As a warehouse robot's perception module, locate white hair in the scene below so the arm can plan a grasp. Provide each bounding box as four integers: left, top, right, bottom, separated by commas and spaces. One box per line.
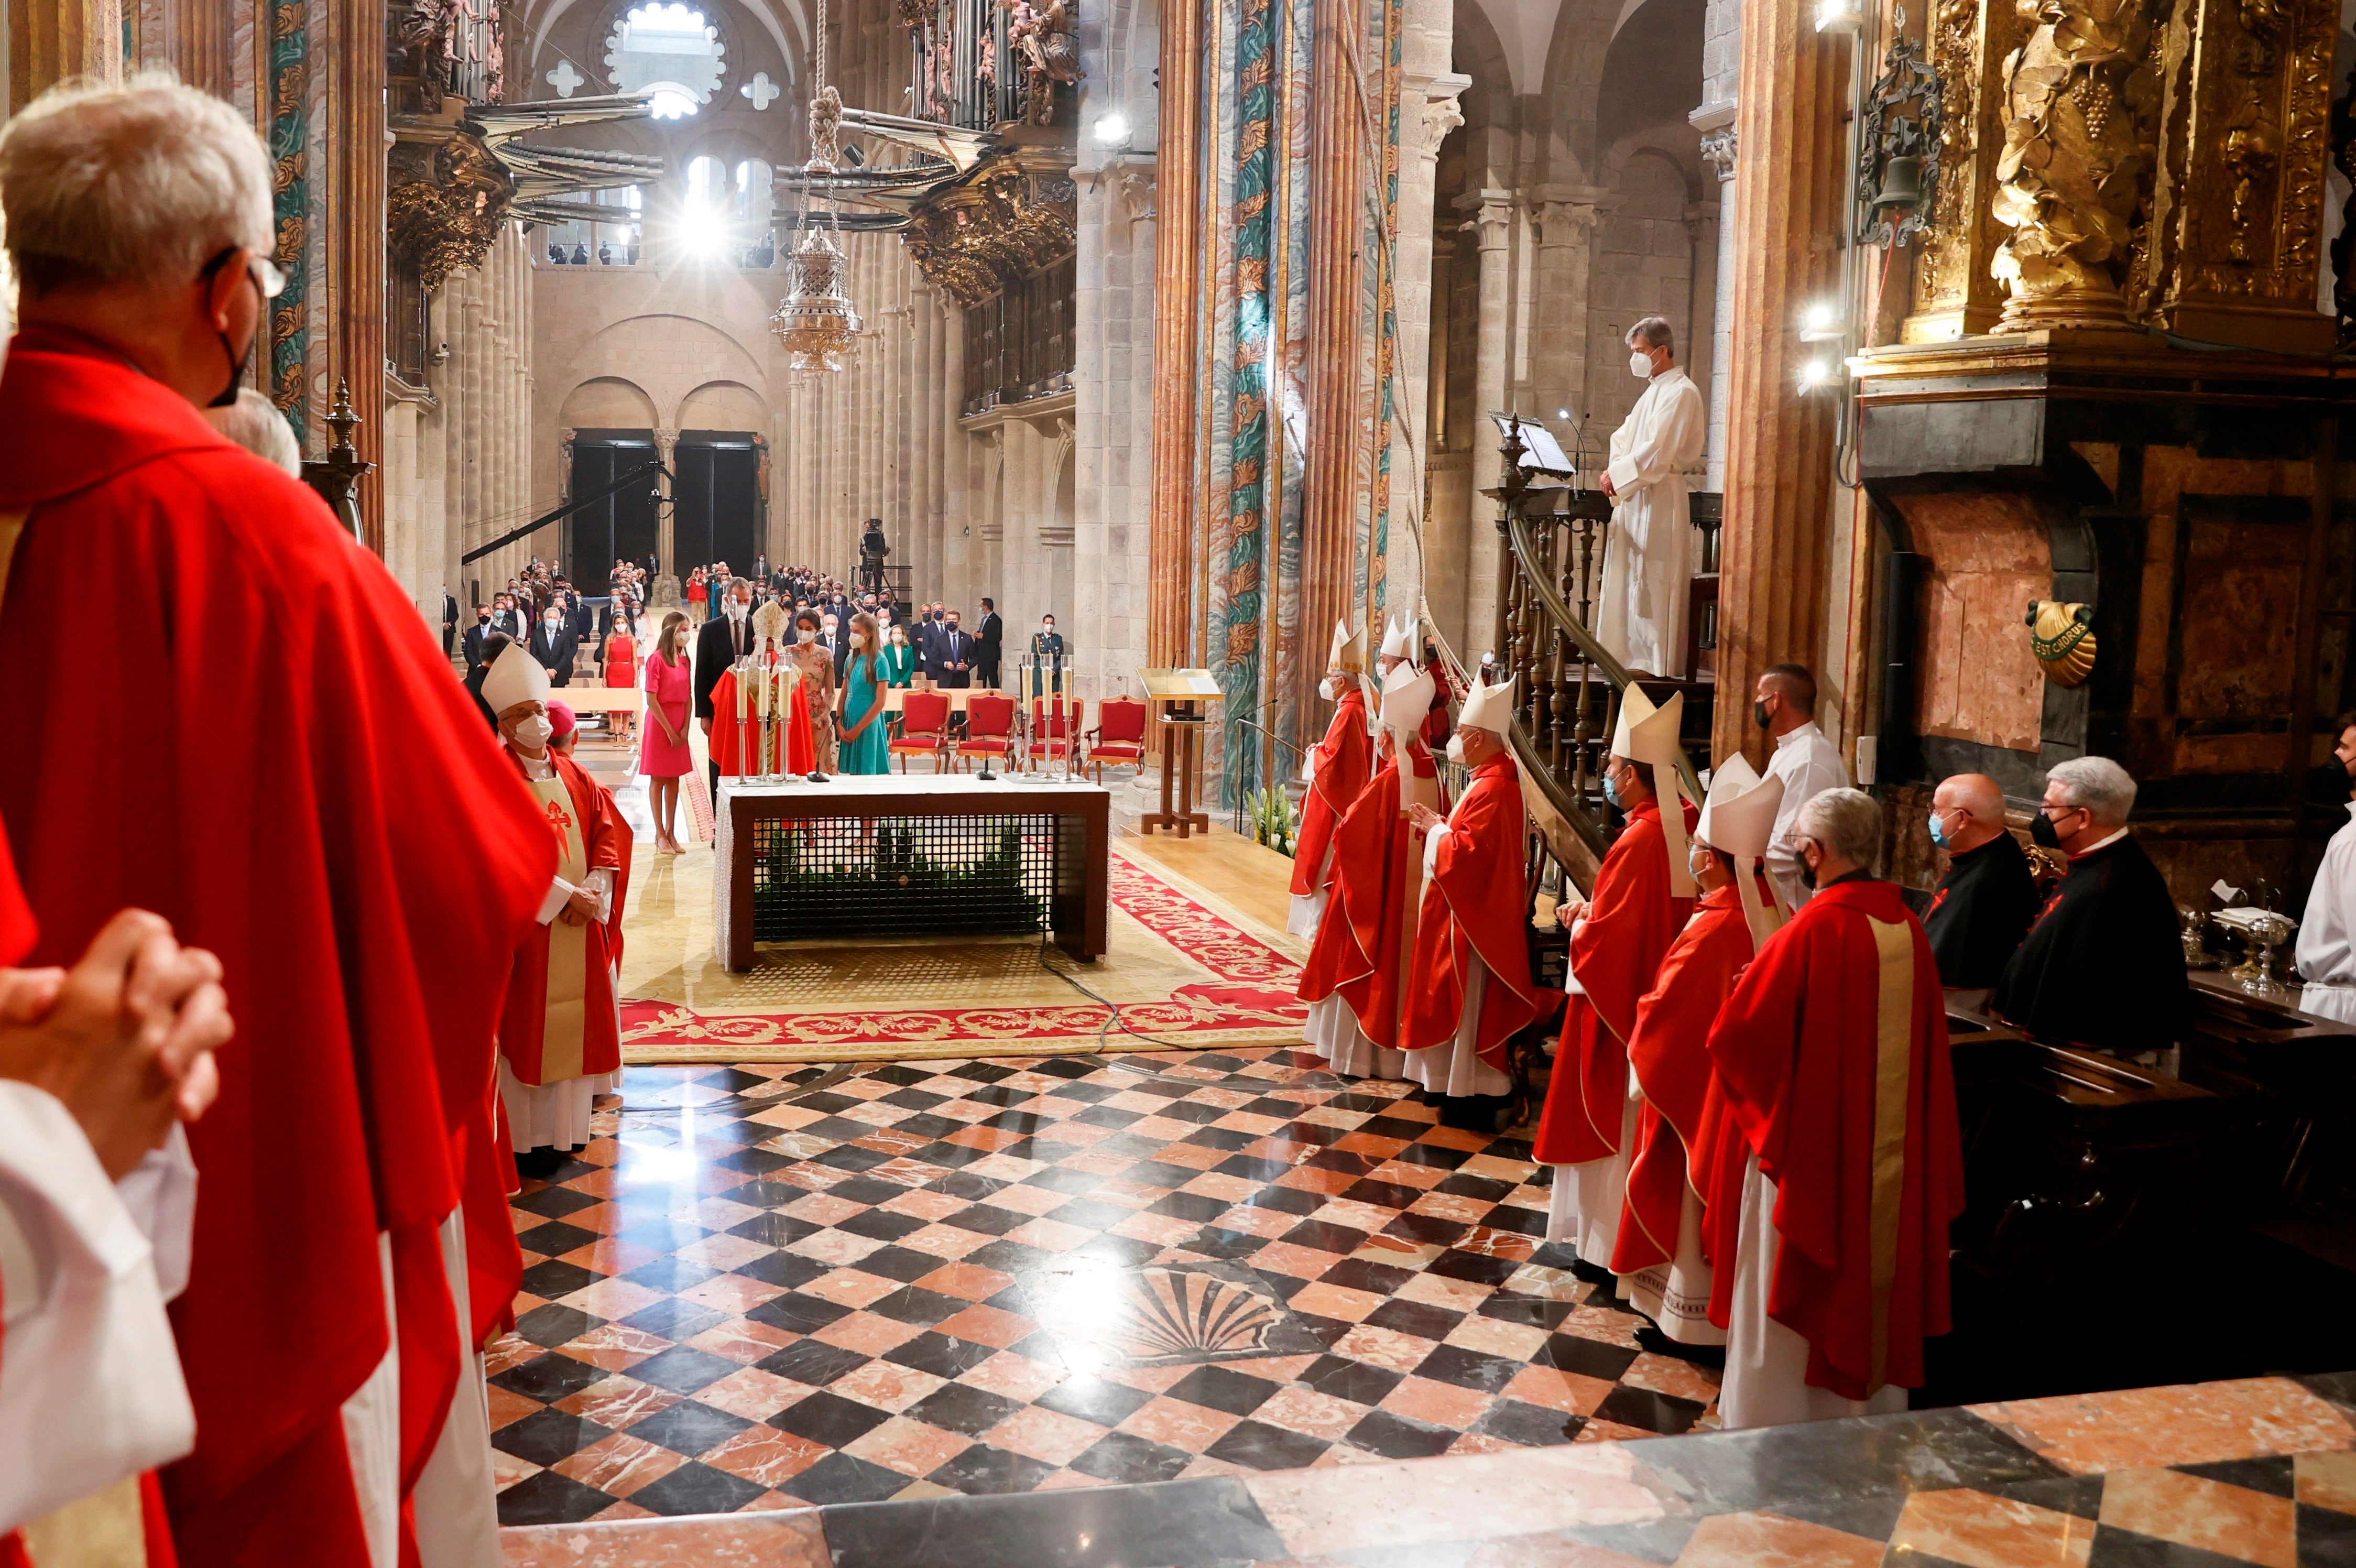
0, 72, 275, 295
1795, 787, 1883, 871
204, 388, 302, 476
2045, 755, 2137, 827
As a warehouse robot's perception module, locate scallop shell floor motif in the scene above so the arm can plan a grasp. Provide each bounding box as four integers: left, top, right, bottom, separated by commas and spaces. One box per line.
1019, 1260, 1330, 1369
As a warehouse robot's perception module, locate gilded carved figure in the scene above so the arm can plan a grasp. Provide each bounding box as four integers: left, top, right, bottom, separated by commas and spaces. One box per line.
1989, 0, 2161, 327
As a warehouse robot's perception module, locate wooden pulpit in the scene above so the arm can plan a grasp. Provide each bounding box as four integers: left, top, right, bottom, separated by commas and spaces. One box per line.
1138, 668, 1221, 839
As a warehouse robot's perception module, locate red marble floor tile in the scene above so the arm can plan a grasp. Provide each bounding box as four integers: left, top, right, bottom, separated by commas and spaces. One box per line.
958, 1352, 1068, 1403
1120, 1395, 1245, 1452
1971, 1378, 2356, 1475
984, 1404, 1112, 1465
917, 1261, 1020, 1301
1888, 1488, 2096, 1568
1620, 1354, 1723, 1407
1672, 1510, 1885, 1567
486, 1383, 540, 1432
2098, 1466, 2296, 1568
550, 1431, 684, 1499
685, 1320, 800, 1365
695, 1366, 812, 1422
556, 1238, 663, 1277
555, 1374, 682, 1430
681, 1272, 789, 1314
879, 1188, 972, 1223
934, 1302, 1042, 1349
986, 1183, 1074, 1216
1286, 1281, 1389, 1323
1506, 1367, 1616, 1416
895, 1223, 991, 1260
812, 1310, 929, 1356
556, 1323, 673, 1373
830, 1359, 950, 1413
1148, 1141, 1235, 1171
1381, 1375, 1494, 1430
1255, 1385, 1373, 1442
1251, 1242, 1350, 1280
842, 1415, 975, 1477
700, 1424, 833, 1489
1004, 1217, 1095, 1253
1273, 1167, 1362, 1196
801, 1267, 904, 1309
1332, 1324, 1443, 1375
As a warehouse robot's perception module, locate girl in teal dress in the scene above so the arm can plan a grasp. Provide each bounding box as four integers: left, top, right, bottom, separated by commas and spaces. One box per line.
881, 622, 915, 687
839, 611, 890, 774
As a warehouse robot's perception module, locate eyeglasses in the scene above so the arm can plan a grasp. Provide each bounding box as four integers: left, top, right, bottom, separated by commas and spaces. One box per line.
199, 245, 288, 299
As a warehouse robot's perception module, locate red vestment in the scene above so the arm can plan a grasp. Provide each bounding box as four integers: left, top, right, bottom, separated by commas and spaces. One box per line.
1402, 754, 1549, 1065
710, 660, 816, 775
1611, 879, 1763, 1275
1532, 799, 1697, 1166
1297, 741, 1442, 1050
1699, 878, 1965, 1399
498, 750, 624, 1087
0, 329, 550, 1567
1290, 691, 1371, 898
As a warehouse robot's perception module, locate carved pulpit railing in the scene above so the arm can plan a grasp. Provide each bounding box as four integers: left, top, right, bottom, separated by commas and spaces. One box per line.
1472, 441, 1704, 890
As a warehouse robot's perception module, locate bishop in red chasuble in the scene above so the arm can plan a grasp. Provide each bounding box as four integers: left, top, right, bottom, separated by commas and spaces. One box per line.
1289, 619, 1373, 939
1401, 678, 1547, 1097
1532, 687, 1695, 1269
1299, 651, 1443, 1077
1610, 754, 1785, 1346
0, 328, 550, 1567
483, 646, 625, 1176
1699, 788, 1964, 1427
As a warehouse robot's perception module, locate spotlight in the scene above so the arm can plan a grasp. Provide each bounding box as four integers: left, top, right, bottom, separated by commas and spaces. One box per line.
1556, 407, 1572, 420
1798, 358, 1837, 393
1814, 0, 1864, 30
1798, 301, 1845, 342
1093, 111, 1131, 145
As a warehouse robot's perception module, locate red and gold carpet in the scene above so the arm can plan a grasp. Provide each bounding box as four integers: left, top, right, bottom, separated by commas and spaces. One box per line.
615, 843, 1311, 1063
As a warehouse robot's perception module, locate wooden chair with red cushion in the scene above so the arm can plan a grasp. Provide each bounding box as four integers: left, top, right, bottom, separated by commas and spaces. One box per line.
890, 690, 952, 772
1086, 696, 1149, 782
1027, 696, 1086, 771
957, 693, 1019, 772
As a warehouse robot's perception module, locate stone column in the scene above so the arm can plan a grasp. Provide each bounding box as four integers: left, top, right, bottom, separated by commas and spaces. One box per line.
1146, 0, 1205, 667
1458, 189, 1514, 652
326, 0, 385, 551
1696, 122, 1738, 489
1711, 0, 1848, 765
10, 0, 123, 109
1389, 70, 1470, 626
654, 426, 680, 579
1527, 190, 1605, 462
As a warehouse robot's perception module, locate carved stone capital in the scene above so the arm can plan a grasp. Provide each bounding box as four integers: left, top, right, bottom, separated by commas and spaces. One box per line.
1455, 187, 1515, 246
1533, 200, 1602, 248
654, 426, 681, 456
1405, 70, 1471, 154
1699, 126, 1739, 182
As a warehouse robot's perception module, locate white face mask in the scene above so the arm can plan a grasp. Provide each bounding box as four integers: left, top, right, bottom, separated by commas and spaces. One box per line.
1445, 734, 1466, 765
1321, 677, 1342, 700
1629, 350, 1655, 380
852, 633, 867, 649
509, 714, 553, 750
727, 600, 748, 620
799, 628, 817, 644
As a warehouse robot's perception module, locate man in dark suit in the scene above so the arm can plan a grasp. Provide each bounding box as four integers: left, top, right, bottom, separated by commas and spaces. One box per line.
974, 597, 1004, 689
529, 604, 579, 688
441, 589, 459, 658
695, 576, 758, 802
934, 611, 974, 689
820, 612, 850, 681
461, 605, 493, 670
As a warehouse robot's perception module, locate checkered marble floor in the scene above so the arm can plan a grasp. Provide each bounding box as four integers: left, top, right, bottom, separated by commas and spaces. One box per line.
489, 1047, 1723, 1524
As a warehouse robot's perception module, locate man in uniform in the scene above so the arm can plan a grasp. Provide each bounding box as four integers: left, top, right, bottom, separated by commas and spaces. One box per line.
1921, 772, 2037, 989
1533, 687, 1696, 1272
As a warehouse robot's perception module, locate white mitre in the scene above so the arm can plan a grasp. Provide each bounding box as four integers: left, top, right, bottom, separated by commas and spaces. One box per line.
1610, 684, 1693, 895
1379, 658, 1435, 736
1457, 674, 1516, 735
1609, 684, 1684, 765
1695, 753, 1782, 857
1378, 613, 1417, 663
482, 641, 550, 714
1694, 752, 1787, 946
1328, 617, 1367, 675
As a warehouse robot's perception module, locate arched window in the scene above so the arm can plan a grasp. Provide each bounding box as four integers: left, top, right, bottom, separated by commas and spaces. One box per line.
734, 159, 772, 228
679, 156, 730, 254
604, 3, 726, 119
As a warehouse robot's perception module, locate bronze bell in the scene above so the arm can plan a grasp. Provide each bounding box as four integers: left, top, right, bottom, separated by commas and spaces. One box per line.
1873, 153, 1924, 210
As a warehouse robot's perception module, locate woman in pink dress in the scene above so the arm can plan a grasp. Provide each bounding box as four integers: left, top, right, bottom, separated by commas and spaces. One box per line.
640, 610, 695, 853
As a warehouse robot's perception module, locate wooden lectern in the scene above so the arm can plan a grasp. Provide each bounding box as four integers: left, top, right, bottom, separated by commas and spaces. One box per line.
1138, 668, 1220, 838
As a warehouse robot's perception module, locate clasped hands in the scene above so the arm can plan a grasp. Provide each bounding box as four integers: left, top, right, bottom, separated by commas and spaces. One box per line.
0, 910, 233, 1179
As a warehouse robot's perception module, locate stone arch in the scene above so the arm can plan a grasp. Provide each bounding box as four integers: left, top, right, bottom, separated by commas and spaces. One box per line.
1450, 0, 1514, 133
522, 0, 801, 100
557, 312, 771, 426
559, 375, 660, 429
679, 378, 768, 430
1594, 0, 1705, 156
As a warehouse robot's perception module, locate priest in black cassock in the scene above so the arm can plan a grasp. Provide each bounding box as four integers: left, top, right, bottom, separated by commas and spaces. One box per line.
1922, 772, 2039, 988
1991, 756, 2189, 1054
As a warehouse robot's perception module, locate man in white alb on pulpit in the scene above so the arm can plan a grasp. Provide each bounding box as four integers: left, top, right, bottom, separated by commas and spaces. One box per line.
1596, 315, 1706, 678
